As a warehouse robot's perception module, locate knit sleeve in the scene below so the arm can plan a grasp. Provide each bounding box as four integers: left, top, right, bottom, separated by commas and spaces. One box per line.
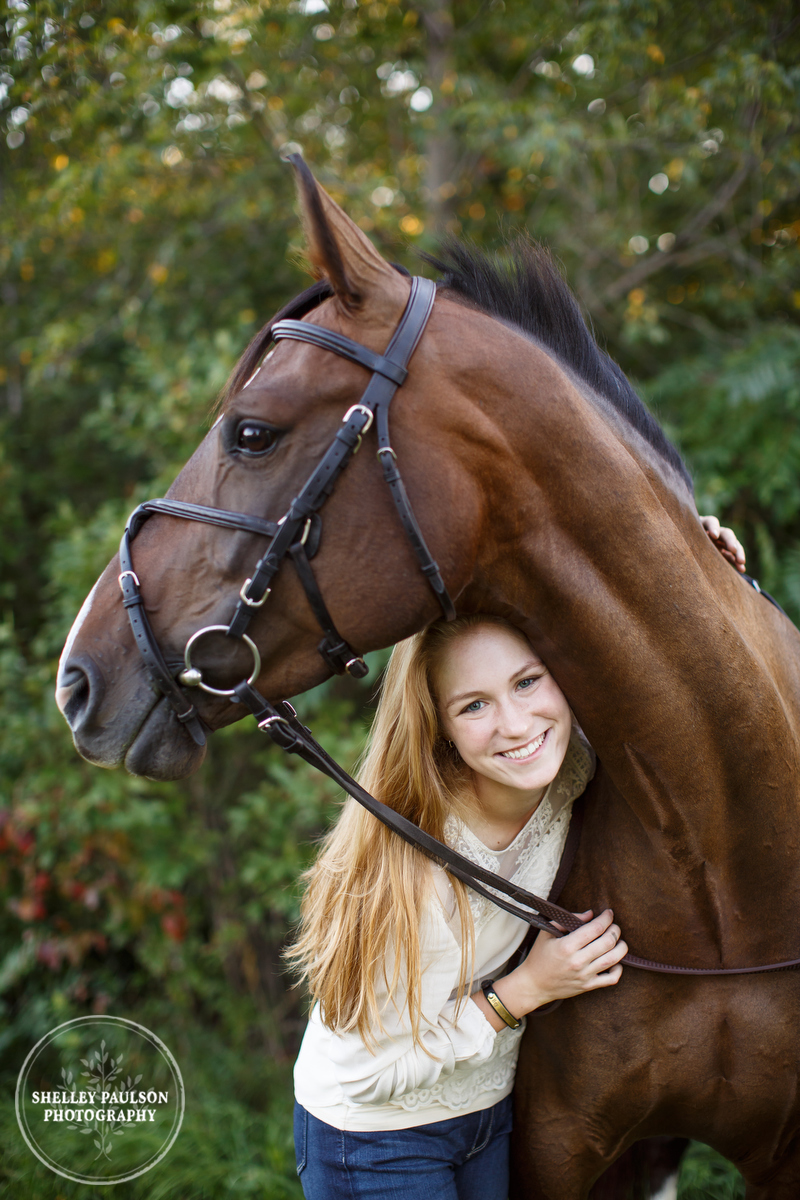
321, 902, 497, 1107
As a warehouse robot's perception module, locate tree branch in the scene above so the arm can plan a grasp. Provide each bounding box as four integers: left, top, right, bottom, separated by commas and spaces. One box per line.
604, 159, 753, 300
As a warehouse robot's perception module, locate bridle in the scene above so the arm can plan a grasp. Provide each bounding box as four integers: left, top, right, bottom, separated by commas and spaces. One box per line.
117, 275, 800, 980
118, 273, 453, 748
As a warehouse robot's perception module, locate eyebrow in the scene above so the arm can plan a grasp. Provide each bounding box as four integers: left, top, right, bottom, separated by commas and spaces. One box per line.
443, 659, 545, 709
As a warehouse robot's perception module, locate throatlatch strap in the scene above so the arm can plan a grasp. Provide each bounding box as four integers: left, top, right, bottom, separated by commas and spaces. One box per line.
289, 541, 367, 677
375, 405, 456, 621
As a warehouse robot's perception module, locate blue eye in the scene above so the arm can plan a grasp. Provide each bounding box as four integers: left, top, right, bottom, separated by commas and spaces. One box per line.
517, 677, 534, 690
463, 700, 484, 713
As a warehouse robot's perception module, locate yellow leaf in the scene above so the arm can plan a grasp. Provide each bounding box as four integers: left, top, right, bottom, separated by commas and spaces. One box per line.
400, 215, 423, 235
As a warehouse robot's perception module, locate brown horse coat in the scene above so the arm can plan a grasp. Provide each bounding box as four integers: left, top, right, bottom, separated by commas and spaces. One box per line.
57, 166, 800, 1197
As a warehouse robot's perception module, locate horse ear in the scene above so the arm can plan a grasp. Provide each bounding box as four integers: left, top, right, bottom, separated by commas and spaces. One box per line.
290, 155, 407, 315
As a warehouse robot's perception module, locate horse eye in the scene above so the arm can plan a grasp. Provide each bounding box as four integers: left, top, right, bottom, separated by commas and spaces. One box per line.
235, 421, 276, 455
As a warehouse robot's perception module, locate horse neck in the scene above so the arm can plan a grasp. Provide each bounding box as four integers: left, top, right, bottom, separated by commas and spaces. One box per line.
453, 327, 800, 956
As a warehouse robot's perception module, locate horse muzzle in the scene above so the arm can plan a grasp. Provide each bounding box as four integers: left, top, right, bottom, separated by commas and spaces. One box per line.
56, 649, 207, 778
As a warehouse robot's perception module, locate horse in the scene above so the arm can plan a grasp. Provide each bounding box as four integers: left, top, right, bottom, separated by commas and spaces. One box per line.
56, 159, 800, 1198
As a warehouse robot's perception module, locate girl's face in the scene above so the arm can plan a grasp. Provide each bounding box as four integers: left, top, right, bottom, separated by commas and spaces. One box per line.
434, 624, 572, 806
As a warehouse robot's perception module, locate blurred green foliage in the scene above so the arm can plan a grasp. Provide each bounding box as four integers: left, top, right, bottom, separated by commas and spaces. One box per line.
2, 0, 798, 1194
679, 1142, 747, 1200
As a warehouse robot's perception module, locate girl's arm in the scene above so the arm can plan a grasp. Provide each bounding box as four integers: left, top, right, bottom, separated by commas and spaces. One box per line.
472, 909, 626, 1031
320, 906, 500, 1107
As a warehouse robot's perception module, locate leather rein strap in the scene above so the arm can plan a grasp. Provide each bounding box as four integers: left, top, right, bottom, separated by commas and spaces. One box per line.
232, 683, 800, 978
117, 275, 800, 979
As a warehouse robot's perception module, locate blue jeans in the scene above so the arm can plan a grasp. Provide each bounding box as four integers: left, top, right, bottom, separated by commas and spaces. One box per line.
294, 1095, 513, 1200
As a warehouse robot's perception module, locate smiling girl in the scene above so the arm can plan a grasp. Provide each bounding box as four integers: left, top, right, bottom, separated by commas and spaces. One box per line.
288, 615, 625, 1199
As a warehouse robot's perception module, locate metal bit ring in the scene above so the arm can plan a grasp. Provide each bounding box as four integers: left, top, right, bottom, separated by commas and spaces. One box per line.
180, 625, 261, 697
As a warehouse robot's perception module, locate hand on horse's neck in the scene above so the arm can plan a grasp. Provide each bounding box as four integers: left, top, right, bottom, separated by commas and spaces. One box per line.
465, 771, 546, 851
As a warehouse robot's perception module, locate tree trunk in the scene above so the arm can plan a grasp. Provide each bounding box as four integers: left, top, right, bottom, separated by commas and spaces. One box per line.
418, 0, 458, 233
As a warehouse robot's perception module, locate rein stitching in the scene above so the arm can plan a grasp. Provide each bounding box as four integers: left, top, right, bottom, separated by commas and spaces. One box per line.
118, 276, 800, 980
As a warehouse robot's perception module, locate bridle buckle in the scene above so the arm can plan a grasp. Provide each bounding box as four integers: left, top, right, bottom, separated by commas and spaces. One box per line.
343, 404, 374, 432
118, 569, 140, 592
240, 578, 271, 608
343, 404, 374, 454
257, 714, 292, 732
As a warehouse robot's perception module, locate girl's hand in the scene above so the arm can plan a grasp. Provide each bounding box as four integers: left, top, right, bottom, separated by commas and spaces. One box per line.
474, 910, 627, 1029
516, 909, 627, 1007
700, 515, 746, 573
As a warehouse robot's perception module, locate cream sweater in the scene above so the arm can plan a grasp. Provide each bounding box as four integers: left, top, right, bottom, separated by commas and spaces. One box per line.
293, 734, 594, 1131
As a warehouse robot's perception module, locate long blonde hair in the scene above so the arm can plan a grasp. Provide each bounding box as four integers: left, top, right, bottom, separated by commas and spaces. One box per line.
286, 614, 528, 1050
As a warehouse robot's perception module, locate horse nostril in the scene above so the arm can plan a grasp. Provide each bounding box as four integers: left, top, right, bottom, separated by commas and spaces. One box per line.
56, 658, 105, 732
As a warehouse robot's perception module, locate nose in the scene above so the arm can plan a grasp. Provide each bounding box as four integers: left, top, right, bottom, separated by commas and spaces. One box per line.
56, 656, 106, 732
495, 696, 531, 740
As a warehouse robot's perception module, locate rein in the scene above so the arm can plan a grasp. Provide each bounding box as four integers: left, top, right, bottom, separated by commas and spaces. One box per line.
118, 276, 800, 980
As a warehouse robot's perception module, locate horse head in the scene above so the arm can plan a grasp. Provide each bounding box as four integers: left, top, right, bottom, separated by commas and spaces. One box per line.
56, 160, 487, 779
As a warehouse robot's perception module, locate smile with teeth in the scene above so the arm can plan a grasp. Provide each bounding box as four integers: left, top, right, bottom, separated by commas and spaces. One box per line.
499, 730, 548, 760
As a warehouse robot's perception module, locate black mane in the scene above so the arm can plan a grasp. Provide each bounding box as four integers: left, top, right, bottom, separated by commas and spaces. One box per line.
423, 239, 692, 490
